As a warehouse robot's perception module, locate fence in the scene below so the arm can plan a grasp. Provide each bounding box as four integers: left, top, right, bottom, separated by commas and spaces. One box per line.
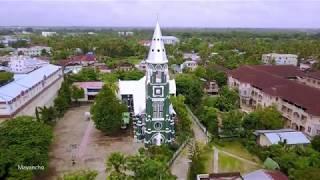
186, 106, 212, 143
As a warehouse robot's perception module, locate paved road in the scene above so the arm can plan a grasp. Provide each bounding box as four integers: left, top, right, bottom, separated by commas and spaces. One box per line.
170, 106, 209, 180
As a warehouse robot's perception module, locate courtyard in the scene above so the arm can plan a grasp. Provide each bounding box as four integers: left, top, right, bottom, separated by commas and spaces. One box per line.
38, 105, 143, 180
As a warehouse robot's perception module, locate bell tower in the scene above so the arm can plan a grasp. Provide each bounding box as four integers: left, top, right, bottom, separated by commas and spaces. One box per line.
143, 21, 175, 145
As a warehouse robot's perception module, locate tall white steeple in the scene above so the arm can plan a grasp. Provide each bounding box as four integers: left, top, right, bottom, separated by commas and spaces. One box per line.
146, 21, 168, 64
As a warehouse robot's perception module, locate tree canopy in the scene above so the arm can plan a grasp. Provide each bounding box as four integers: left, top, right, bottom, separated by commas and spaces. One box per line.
0, 116, 53, 179
90, 85, 127, 135
175, 74, 203, 107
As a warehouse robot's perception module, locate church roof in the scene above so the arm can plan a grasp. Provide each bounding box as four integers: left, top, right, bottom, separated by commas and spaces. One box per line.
146, 22, 168, 64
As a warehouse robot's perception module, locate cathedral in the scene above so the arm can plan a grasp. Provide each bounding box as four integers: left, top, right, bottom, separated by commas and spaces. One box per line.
118, 22, 176, 146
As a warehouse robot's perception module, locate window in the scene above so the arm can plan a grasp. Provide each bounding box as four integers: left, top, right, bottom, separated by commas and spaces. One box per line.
308, 126, 311, 133
152, 101, 164, 118
156, 71, 162, 83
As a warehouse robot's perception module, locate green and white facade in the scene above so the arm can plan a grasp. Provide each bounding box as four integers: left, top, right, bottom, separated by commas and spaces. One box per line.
118, 22, 176, 146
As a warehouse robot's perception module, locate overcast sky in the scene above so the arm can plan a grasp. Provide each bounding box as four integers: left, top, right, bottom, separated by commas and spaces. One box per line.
0, 0, 319, 28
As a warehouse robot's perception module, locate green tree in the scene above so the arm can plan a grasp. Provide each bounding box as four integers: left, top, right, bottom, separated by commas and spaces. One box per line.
35, 106, 57, 124
188, 143, 206, 180
200, 106, 219, 136
0, 116, 53, 179
90, 85, 127, 135
71, 85, 84, 103
242, 106, 283, 132
107, 152, 127, 174
311, 135, 320, 152
221, 110, 243, 137
60, 170, 98, 180
175, 74, 203, 107
170, 95, 192, 143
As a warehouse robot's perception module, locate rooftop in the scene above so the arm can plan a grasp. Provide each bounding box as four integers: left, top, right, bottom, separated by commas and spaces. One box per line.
0, 64, 61, 102
73, 81, 104, 89
228, 65, 320, 116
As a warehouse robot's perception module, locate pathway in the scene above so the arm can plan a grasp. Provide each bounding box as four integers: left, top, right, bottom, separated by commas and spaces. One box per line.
170, 106, 208, 180
213, 147, 219, 173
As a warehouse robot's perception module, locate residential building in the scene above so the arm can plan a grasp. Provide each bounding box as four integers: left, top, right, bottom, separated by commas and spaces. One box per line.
162, 36, 179, 45
118, 31, 134, 36
139, 40, 151, 47
228, 65, 320, 137
203, 79, 219, 95
183, 52, 201, 62
262, 53, 298, 66
254, 129, 310, 147
299, 71, 320, 89
181, 60, 198, 71
58, 53, 97, 67
73, 81, 104, 101
15, 46, 51, 56
41, 31, 57, 37
299, 59, 317, 71
0, 64, 63, 119
136, 60, 147, 71
116, 62, 135, 71
118, 22, 176, 146
8, 55, 49, 74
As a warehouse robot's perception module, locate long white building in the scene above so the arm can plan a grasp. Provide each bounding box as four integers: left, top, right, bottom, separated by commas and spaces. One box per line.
15, 46, 51, 56
262, 53, 298, 66
0, 64, 63, 119
8, 55, 49, 74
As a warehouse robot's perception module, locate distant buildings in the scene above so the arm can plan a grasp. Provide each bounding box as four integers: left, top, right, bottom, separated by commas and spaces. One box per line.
58, 53, 97, 67
254, 129, 310, 147
0, 35, 29, 47
0, 64, 63, 119
8, 55, 49, 73
203, 79, 219, 95
262, 53, 298, 66
15, 46, 51, 56
183, 52, 201, 62
73, 81, 104, 101
162, 36, 179, 45
181, 60, 198, 71
228, 65, 320, 137
118, 31, 134, 37
41, 31, 57, 37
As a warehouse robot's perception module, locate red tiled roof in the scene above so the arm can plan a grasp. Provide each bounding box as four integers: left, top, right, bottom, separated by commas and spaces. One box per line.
306, 71, 320, 80
57, 54, 97, 66
229, 65, 320, 116
250, 65, 305, 78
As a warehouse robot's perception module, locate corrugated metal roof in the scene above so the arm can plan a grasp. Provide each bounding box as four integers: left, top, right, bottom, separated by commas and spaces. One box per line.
264, 131, 310, 145
0, 64, 61, 102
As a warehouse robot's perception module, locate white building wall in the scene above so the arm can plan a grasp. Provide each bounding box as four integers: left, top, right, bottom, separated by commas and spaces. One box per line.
262, 53, 298, 66
228, 76, 320, 137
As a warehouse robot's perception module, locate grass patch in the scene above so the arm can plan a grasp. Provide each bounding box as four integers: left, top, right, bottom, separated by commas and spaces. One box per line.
218, 153, 261, 174
213, 140, 261, 163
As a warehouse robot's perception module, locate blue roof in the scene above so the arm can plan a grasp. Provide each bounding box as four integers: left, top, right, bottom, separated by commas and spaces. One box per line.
0, 64, 61, 102
264, 131, 310, 145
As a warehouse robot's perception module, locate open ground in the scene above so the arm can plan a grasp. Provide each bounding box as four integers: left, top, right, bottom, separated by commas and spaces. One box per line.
38, 105, 143, 180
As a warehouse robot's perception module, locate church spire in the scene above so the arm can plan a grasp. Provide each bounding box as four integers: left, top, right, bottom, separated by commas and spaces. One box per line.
146, 21, 168, 64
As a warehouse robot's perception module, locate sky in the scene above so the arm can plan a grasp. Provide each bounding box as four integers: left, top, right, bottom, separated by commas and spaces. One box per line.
0, 0, 319, 28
